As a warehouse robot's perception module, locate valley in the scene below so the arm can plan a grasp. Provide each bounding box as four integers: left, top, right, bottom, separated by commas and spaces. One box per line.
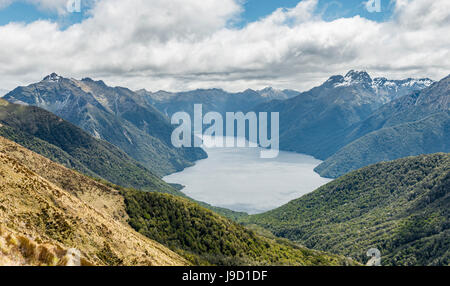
0, 70, 448, 266
0, 0, 449, 270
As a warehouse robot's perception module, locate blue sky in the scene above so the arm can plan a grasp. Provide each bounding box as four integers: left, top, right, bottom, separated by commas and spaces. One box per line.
0, 0, 394, 28
0, 1, 87, 27
241, 0, 394, 24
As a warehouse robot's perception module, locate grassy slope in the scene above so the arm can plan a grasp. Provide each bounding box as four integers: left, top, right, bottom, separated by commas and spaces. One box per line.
243, 153, 450, 266
0, 223, 96, 266
0, 125, 96, 177
0, 137, 187, 266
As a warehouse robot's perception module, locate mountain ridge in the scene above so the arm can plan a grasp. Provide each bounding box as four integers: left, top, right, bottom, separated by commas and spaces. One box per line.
4, 74, 206, 176
316, 74, 450, 177
0, 98, 182, 195
250, 70, 431, 159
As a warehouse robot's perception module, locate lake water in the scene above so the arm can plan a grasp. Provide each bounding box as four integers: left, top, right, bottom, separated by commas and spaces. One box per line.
163, 136, 332, 214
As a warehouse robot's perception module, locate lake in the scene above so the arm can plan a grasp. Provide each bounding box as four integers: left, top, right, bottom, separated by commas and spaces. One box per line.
163, 136, 332, 214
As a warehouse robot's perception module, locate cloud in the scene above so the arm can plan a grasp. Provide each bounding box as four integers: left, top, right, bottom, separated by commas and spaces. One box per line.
0, 0, 449, 92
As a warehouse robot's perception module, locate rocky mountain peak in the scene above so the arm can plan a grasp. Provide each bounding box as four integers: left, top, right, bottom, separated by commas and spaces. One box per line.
260, 87, 275, 92
344, 70, 372, 83
329, 70, 373, 88
43, 73, 62, 82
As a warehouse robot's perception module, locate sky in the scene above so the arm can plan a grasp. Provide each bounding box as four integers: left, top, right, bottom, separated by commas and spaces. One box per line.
0, 0, 448, 93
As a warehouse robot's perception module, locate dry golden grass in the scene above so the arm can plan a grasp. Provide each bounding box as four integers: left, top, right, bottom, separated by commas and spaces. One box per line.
0, 224, 93, 266
0, 136, 188, 266
0, 137, 129, 224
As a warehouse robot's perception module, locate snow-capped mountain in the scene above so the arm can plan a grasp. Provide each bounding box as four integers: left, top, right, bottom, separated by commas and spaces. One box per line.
332, 70, 373, 88
328, 70, 434, 103
43, 72, 63, 83
372, 77, 434, 101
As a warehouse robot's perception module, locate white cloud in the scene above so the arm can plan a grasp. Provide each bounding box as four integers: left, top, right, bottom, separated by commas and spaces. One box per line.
0, 0, 449, 92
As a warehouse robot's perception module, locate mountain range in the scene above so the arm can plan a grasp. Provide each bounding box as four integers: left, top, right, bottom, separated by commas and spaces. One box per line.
3, 74, 206, 176
0, 70, 448, 266
4, 71, 441, 180
315, 74, 449, 177
137, 87, 299, 118
0, 98, 180, 196
135, 70, 441, 178
251, 70, 435, 159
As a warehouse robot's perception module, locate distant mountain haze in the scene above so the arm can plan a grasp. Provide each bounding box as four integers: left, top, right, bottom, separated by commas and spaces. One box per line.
137, 87, 299, 118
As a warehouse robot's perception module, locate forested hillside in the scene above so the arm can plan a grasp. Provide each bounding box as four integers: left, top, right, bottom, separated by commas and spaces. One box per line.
121, 189, 357, 266
243, 153, 450, 266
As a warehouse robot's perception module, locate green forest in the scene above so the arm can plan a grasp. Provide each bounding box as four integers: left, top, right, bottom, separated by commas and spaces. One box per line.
243, 153, 450, 265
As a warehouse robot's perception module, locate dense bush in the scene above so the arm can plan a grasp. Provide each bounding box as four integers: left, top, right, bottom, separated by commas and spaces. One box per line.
243, 153, 450, 266
121, 189, 356, 266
